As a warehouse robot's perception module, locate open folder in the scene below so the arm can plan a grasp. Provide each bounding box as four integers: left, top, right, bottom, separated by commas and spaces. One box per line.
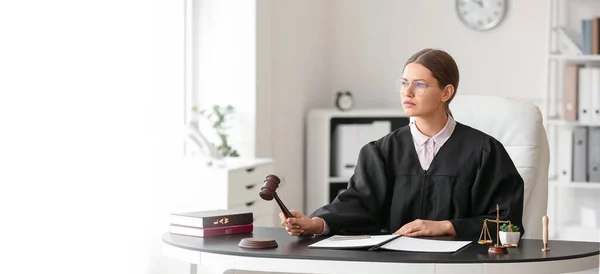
308, 234, 472, 253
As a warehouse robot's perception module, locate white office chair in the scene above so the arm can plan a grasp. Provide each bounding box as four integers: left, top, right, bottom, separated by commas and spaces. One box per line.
450, 94, 550, 240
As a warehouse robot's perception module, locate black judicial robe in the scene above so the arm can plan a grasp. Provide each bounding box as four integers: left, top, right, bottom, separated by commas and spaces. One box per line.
310, 122, 525, 239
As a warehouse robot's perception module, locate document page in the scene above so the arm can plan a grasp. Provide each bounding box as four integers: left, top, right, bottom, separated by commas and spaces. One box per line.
308, 235, 400, 249
380, 236, 472, 253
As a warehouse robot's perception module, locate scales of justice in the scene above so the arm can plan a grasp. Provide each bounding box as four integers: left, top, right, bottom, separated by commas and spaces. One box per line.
478, 204, 518, 254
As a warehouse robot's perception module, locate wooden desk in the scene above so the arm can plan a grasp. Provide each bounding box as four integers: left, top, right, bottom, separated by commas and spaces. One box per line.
162, 227, 600, 274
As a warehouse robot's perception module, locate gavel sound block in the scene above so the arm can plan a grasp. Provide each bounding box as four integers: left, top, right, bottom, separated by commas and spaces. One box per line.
238, 174, 290, 249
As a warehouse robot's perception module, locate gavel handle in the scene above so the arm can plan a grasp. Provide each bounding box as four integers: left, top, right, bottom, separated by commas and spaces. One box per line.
273, 192, 293, 218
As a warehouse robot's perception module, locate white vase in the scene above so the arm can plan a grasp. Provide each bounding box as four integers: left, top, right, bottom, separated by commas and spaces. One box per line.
499, 231, 521, 247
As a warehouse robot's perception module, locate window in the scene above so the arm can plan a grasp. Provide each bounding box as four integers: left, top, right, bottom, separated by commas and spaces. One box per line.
184, 0, 257, 159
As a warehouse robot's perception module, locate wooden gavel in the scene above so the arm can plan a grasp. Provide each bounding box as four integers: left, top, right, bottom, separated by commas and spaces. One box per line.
259, 174, 293, 218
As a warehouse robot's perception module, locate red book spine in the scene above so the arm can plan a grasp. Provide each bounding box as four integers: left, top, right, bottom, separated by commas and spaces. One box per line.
170, 223, 254, 237
202, 223, 253, 237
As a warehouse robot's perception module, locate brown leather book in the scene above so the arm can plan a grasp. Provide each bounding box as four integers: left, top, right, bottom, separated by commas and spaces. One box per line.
170, 209, 253, 228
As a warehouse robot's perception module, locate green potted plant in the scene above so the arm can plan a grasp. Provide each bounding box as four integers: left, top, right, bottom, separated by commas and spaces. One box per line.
499, 223, 520, 247
192, 104, 240, 158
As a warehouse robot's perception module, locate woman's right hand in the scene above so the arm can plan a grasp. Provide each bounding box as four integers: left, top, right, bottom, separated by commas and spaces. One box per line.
279, 210, 324, 236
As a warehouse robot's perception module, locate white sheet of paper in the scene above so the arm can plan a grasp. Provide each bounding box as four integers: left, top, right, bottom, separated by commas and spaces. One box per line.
380, 236, 472, 253
308, 235, 399, 249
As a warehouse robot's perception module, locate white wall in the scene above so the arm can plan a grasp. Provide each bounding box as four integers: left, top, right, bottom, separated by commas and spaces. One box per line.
329, 0, 548, 109
255, 0, 274, 159
262, 0, 332, 213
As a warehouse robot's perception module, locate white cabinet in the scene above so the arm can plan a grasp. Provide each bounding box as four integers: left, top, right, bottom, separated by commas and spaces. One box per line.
305, 108, 410, 214
195, 158, 277, 227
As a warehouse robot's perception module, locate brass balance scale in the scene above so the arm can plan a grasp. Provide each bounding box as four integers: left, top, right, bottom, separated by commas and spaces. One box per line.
478, 204, 518, 254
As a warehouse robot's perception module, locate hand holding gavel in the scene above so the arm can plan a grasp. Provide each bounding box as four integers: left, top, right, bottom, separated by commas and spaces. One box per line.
259, 174, 325, 236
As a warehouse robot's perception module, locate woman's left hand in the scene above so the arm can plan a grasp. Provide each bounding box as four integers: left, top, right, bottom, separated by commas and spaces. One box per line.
394, 219, 456, 237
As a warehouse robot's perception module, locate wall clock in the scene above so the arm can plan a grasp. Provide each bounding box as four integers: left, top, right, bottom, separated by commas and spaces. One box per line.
456, 0, 508, 31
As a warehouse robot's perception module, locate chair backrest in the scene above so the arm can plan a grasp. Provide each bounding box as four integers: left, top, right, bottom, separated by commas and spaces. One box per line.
450, 94, 549, 239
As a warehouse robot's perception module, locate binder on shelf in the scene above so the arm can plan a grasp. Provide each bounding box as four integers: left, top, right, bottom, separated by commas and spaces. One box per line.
573, 126, 589, 182
371, 121, 392, 140
333, 124, 359, 178
578, 67, 593, 123
582, 19, 593, 55
332, 122, 391, 178
592, 67, 600, 122
558, 127, 574, 182
593, 18, 599, 55
588, 127, 600, 183
563, 65, 579, 121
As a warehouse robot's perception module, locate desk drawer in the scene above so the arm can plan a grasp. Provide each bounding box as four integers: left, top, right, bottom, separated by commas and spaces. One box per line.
227, 163, 274, 189
228, 180, 262, 207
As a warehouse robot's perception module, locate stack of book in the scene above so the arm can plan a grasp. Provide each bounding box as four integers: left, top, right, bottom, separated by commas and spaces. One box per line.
556, 17, 600, 56
581, 17, 600, 55
169, 209, 254, 237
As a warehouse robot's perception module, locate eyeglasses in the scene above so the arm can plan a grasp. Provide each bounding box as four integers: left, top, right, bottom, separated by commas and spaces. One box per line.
396, 79, 444, 96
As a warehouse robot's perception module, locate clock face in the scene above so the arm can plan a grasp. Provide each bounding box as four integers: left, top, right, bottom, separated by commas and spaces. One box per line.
338, 95, 353, 110
336, 91, 354, 111
456, 0, 507, 31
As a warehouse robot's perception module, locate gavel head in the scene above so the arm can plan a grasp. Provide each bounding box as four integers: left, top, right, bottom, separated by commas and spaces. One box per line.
259, 174, 281, 201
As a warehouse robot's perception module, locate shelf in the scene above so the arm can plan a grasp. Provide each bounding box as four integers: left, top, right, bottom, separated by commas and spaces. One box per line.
549, 54, 600, 61
306, 109, 411, 214
329, 177, 350, 182
309, 108, 407, 118
550, 180, 600, 189
557, 223, 600, 232
546, 119, 600, 127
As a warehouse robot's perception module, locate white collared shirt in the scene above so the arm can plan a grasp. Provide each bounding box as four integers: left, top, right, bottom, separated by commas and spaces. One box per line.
409, 116, 456, 170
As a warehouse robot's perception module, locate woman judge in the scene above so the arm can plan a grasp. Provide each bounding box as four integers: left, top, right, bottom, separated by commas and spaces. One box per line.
280, 48, 524, 239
